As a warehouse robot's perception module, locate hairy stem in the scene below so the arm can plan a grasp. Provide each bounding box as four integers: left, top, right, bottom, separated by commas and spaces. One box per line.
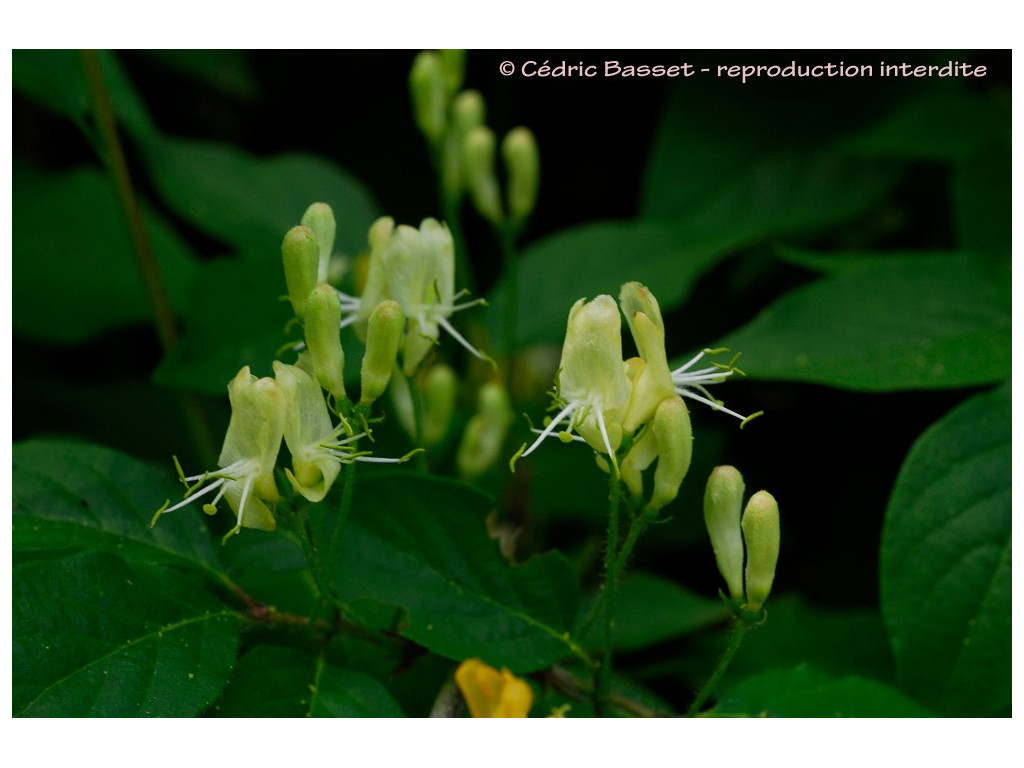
686, 621, 751, 717
595, 462, 623, 715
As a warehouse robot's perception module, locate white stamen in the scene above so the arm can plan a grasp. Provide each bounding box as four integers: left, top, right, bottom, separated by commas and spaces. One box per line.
437, 316, 489, 363
521, 401, 578, 457
675, 387, 751, 422
161, 478, 225, 514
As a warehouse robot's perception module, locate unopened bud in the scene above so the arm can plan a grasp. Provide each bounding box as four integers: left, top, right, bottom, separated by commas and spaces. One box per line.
457, 382, 513, 480
304, 284, 346, 400
649, 396, 693, 512
300, 202, 336, 284
462, 125, 503, 224
442, 90, 487, 199
453, 90, 486, 135
742, 491, 780, 612
502, 127, 540, 223
360, 300, 405, 404
282, 226, 319, 320
703, 466, 746, 599
439, 49, 466, 98
409, 51, 446, 143
422, 363, 458, 447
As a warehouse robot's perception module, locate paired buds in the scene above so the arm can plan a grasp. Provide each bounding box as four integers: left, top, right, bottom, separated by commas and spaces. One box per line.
703, 466, 780, 613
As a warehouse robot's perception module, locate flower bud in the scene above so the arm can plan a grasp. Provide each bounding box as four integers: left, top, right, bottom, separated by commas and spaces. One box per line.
742, 490, 780, 612
422, 363, 458, 447
648, 395, 693, 512
620, 282, 675, 433
282, 226, 319, 320
453, 90, 486, 135
360, 300, 405, 405
462, 125, 503, 224
439, 49, 466, 98
409, 51, 446, 143
442, 90, 487, 199
455, 658, 533, 718
457, 381, 513, 480
502, 127, 540, 223
304, 283, 346, 400
300, 202, 336, 284
703, 465, 746, 599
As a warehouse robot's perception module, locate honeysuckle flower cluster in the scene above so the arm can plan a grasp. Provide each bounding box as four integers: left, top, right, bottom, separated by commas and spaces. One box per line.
514, 282, 760, 513
337, 216, 491, 376
154, 204, 420, 540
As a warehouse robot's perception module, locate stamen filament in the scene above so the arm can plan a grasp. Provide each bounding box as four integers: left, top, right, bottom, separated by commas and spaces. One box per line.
675, 387, 751, 422
521, 401, 578, 457
161, 477, 225, 514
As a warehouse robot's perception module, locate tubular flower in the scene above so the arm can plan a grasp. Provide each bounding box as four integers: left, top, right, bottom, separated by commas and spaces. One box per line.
518, 295, 631, 464
455, 658, 533, 718
274, 361, 415, 503
337, 217, 490, 375
619, 282, 676, 434
153, 367, 285, 541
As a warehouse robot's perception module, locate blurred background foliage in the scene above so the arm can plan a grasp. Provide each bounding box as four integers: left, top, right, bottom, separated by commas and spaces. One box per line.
12, 50, 1010, 716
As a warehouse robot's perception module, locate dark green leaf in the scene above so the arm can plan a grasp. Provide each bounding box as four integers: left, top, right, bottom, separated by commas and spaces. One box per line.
153, 257, 295, 393
140, 50, 259, 101
707, 664, 935, 717
714, 254, 1010, 390
141, 137, 379, 258
881, 383, 1010, 716
845, 89, 1010, 162
330, 472, 584, 673
213, 645, 403, 717
13, 439, 223, 576
953, 143, 1011, 277
13, 551, 240, 716
12, 50, 155, 139
676, 149, 899, 241
489, 220, 745, 347
609, 572, 730, 652
774, 246, 958, 274
13, 165, 197, 343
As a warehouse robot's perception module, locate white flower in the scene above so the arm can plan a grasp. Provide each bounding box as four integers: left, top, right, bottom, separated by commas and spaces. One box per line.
153, 367, 285, 541
337, 217, 489, 375
518, 295, 630, 464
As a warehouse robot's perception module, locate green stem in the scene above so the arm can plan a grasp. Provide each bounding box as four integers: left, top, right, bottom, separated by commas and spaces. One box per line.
686, 621, 751, 717
327, 461, 357, 566
80, 49, 217, 467
408, 373, 428, 471
499, 224, 520, 354
595, 462, 623, 715
580, 511, 647, 642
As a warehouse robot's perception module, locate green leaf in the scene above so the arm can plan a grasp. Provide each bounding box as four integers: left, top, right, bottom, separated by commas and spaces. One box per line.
707, 664, 935, 717
13, 439, 223, 576
213, 645, 404, 717
140, 50, 258, 101
607, 572, 730, 652
13, 50, 155, 139
140, 137, 379, 258
153, 257, 296, 393
953, 143, 1011, 277
330, 472, 584, 673
489, 220, 745, 347
714, 254, 1010, 390
13, 551, 240, 716
881, 383, 1010, 716
675, 148, 899, 241
845, 89, 1010, 162
13, 165, 197, 343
